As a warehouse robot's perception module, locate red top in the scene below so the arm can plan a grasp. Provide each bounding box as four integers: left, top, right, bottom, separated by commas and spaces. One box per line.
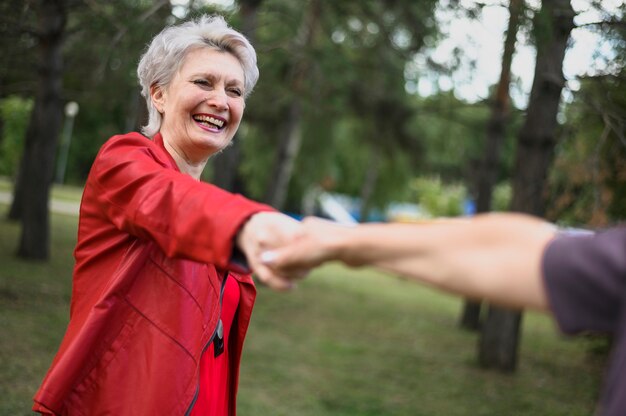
190, 276, 241, 416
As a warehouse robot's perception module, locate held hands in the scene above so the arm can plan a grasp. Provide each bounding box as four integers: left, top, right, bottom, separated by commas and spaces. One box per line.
236, 212, 310, 291
259, 217, 348, 276
237, 215, 347, 290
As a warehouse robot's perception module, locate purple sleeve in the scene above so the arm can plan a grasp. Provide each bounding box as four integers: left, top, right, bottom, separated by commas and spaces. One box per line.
542, 227, 626, 335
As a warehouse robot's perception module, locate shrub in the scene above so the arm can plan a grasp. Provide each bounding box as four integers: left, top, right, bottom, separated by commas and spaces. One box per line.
0, 96, 32, 177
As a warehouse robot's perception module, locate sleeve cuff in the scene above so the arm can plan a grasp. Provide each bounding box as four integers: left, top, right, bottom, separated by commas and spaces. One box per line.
229, 244, 251, 274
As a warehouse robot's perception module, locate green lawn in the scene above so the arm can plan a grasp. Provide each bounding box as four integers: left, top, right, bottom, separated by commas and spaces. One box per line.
0, 203, 605, 415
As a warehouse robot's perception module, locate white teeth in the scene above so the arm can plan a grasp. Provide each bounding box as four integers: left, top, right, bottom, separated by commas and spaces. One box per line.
194, 115, 224, 128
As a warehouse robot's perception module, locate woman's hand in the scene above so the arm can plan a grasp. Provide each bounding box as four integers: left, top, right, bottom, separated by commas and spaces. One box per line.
259, 217, 348, 275
236, 212, 310, 291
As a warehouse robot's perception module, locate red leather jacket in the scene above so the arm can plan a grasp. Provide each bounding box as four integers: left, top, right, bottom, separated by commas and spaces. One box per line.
33, 132, 273, 415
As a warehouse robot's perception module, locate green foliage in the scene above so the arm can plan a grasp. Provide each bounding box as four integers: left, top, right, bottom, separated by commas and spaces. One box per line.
0, 0, 517, 211
492, 182, 512, 212
1, 0, 623, 225
410, 93, 487, 179
0, 3, 38, 98
56, 1, 184, 183
408, 176, 467, 217
404, 176, 511, 218
547, 71, 626, 227
0, 96, 32, 177
239, 123, 278, 200
408, 92, 523, 184
305, 116, 415, 209
240, 0, 441, 210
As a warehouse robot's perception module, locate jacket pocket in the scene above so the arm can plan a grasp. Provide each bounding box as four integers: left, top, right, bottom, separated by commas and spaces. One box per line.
67, 304, 197, 415
124, 254, 219, 357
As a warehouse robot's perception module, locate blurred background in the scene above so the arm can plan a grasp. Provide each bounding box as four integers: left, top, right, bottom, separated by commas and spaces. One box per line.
0, 0, 624, 414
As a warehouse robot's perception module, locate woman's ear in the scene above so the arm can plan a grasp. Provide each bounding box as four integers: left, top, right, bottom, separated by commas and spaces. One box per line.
150, 84, 165, 113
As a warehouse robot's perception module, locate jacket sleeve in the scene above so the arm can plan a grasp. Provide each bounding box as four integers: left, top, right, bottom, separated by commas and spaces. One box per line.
88, 133, 274, 270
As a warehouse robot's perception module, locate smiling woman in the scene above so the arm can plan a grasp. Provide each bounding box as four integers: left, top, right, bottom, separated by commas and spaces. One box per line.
32, 15, 304, 416
152, 48, 246, 176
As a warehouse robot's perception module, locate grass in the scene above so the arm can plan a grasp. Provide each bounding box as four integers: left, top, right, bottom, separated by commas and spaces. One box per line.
0, 202, 606, 415
239, 269, 605, 416
0, 207, 77, 415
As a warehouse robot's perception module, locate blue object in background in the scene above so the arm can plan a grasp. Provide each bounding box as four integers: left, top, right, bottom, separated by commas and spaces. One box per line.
463, 199, 476, 216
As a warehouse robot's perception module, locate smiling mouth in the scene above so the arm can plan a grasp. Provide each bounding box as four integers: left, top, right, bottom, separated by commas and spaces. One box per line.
193, 114, 225, 130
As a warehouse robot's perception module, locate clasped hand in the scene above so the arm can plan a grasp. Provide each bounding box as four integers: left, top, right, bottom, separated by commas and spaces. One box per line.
236, 212, 308, 290
237, 214, 344, 290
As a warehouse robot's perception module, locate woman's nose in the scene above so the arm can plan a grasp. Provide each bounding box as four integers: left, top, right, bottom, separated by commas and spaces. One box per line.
206, 89, 228, 111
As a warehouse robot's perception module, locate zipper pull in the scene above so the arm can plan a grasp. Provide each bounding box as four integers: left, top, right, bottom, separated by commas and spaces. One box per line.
213, 319, 224, 357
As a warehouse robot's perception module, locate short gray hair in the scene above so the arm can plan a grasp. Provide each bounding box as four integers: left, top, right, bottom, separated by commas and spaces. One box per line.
137, 15, 259, 138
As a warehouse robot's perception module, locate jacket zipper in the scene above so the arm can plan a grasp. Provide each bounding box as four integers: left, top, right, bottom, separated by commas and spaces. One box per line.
185, 271, 229, 416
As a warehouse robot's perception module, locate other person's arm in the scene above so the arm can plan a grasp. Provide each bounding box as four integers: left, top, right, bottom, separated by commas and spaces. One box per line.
263, 213, 557, 310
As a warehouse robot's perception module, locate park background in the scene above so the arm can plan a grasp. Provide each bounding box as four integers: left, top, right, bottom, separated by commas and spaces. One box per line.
1, 0, 625, 414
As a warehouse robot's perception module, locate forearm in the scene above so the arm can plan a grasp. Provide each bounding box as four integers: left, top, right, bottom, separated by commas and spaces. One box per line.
333, 213, 556, 311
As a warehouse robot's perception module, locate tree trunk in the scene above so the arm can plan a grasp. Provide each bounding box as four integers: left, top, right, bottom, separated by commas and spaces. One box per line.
263, 0, 320, 209
14, 0, 67, 260
459, 301, 482, 330
264, 101, 304, 209
478, 0, 575, 371
210, 0, 263, 194
479, 306, 522, 371
460, 0, 524, 331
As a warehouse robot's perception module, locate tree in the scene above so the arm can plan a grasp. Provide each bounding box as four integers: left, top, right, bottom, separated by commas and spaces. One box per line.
460, 0, 526, 331
61, 0, 171, 182
263, 0, 322, 210
478, 0, 575, 371
546, 2, 626, 227
548, 73, 626, 227
0, 1, 39, 100
235, 0, 439, 213
7, 0, 173, 259
10, 0, 68, 260
2, 1, 39, 220
209, 0, 264, 195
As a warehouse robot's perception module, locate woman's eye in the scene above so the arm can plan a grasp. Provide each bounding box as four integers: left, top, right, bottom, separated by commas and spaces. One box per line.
193, 79, 210, 87
228, 88, 243, 97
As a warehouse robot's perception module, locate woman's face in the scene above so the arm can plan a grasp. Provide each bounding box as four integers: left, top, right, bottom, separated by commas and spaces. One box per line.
152, 47, 246, 163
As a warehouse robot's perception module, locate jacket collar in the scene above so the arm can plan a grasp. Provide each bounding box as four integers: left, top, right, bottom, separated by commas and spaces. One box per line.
153, 132, 180, 173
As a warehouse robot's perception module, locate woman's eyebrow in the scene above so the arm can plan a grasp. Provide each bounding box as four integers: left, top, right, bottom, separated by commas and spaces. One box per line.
189, 72, 243, 86
226, 78, 244, 87
189, 72, 217, 80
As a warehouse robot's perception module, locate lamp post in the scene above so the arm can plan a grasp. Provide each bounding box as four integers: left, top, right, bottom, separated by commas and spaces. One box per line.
55, 101, 79, 184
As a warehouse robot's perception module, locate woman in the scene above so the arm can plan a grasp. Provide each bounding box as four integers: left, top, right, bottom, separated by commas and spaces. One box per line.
262, 215, 626, 415
33, 15, 300, 415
